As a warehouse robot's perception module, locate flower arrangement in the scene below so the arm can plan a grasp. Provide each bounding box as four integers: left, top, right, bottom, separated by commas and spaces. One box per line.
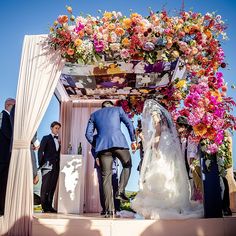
115, 96, 145, 118
49, 7, 235, 155
201, 131, 233, 176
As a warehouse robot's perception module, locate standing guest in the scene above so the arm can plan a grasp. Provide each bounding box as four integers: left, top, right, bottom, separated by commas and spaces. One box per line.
31, 133, 40, 185
85, 101, 136, 217
135, 119, 144, 173
38, 121, 61, 213
0, 98, 15, 215
220, 131, 232, 216
176, 116, 203, 201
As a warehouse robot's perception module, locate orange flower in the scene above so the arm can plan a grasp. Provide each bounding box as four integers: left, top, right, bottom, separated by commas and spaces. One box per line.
115, 27, 125, 36
204, 29, 212, 39
57, 15, 68, 24
184, 25, 190, 33
131, 13, 139, 18
193, 123, 208, 137
205, 127, 216, 140
74, 38, 82, 47
78, 31, 84, 38
122, 18, 132, 29
210, 90, 222, 102
108, 23, 116, 30
122, 38, 130, 47
67, 48, 74, 56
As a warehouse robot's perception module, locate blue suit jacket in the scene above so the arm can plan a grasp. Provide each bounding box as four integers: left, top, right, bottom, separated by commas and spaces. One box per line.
85, 107, 135, 153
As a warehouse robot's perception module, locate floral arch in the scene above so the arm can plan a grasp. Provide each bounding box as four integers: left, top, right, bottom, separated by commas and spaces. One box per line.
1, 6, 235, 236
49, 7, 235, 157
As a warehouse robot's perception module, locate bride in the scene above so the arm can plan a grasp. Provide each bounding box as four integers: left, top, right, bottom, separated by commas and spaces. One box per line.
131, 99, 203, 219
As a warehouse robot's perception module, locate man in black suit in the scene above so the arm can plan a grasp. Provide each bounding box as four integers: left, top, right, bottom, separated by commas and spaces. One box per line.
38, 121, 61, 213
0, 98, 15, 215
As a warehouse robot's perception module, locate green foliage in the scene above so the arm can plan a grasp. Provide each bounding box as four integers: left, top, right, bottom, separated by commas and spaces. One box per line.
120, 191, 137, 212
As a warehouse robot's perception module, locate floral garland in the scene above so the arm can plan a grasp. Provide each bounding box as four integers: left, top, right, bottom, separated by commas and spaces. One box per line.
48, 7, 236, 154
115, 96, 145, 118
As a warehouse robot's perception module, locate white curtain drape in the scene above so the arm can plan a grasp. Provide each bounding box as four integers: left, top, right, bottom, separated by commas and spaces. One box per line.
0, 35, 64, 235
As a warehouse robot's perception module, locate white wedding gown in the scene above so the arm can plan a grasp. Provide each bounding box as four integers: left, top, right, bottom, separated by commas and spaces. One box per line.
131, 99, 203, 219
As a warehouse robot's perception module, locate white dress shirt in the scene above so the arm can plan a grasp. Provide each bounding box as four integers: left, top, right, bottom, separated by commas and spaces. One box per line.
51, 133, 59, 151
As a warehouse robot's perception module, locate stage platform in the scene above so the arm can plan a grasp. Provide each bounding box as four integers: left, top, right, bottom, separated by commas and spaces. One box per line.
32, 213, 236, 236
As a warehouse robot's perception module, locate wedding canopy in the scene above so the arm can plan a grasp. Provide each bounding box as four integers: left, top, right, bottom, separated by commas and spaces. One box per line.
0, 7, 235, 236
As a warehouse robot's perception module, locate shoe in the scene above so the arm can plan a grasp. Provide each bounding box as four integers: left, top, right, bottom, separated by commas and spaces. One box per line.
49, 208, 57, 213
115, 192, 129, 202
100, 210, 106, 215
104, 211, 120, 218
104, 211, 113, 218
42, 209, 51, 213
43, 208, 57, 213
223, 207, 232, 216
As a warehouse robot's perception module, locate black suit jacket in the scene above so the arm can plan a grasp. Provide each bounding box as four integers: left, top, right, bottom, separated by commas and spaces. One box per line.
0, 110, 13, 164
38, 134, 61, 168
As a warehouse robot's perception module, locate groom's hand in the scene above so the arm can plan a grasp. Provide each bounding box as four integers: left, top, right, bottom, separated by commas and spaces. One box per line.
131, 142, 137, 153
95, 158, 100, 167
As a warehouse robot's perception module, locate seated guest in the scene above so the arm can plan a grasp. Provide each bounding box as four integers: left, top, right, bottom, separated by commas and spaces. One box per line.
0, 98, 15, 215
91, 136, 120, 214
38, 121, 61, 213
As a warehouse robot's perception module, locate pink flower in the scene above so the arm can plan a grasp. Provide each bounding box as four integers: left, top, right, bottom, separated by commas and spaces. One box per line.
184, 92, 201, 108
202, 113, 214, 126
206, 143, 218, 154
74, 22, 85, 33
212, 118, 224, 130
213, 108, 225, 118
214, 130, 224, 145
188, 112, 201, 126
120, 49, 130, 59
94, 37, 104, 52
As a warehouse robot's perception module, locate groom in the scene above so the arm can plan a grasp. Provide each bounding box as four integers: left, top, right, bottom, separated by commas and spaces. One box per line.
85, 100, 136, 217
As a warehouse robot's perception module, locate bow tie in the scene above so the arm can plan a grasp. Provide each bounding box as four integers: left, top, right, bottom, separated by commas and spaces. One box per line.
53, 136, 58, 139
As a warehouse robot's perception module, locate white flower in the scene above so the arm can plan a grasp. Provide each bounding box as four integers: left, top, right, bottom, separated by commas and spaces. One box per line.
141, 19, 152, 29
216, 15, 221, 21
75, 16, 87, 25
110, 32, 118, 43
110, 43, 120, 51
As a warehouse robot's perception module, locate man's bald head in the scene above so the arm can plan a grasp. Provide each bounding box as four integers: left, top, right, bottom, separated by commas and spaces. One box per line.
5, 98, 15, 112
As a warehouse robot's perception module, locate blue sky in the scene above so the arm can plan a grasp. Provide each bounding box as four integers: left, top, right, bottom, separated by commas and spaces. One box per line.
0, 0, 236, 191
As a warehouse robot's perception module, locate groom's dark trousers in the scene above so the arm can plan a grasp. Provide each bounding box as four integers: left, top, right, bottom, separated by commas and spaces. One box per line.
98, 148, 132, 212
